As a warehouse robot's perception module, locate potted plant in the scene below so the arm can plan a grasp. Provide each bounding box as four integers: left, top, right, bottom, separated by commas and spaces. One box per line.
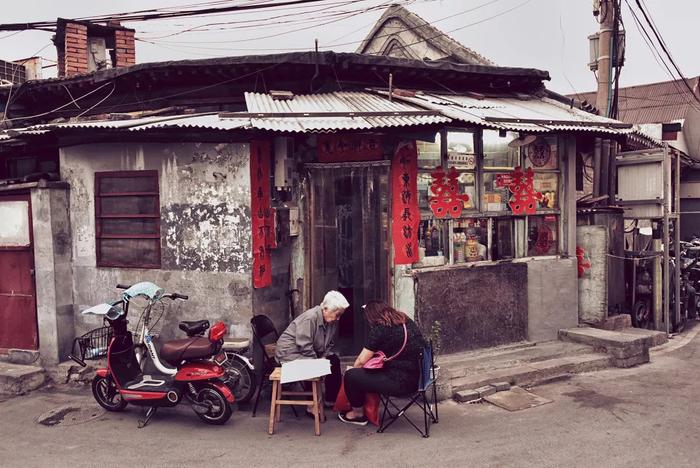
429, 320, 442, 380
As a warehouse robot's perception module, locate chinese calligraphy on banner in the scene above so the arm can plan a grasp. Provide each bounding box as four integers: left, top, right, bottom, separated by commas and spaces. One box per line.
250, 140, 273, 288
428, 166, 470, 218
507, 166, 542, 215
391, 141, 420, 265
317, 134, 382, 162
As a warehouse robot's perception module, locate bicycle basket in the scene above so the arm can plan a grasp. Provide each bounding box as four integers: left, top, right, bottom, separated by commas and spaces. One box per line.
69, 326, 113, 365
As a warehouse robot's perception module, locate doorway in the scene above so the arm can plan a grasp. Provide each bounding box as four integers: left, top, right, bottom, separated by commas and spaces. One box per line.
308, 164, 390, 355
0, 193, 39, 351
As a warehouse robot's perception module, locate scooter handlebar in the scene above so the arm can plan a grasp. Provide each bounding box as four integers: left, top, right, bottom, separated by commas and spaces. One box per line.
116, 283, 131, 290
170, 293, 189, 300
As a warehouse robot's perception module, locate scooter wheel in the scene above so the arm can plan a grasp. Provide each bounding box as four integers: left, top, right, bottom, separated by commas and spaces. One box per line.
92, 375, 127, 412
194, 384, 232, 425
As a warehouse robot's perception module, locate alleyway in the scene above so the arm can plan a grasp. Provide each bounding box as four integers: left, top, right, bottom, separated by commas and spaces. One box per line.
1, 327, 700, 468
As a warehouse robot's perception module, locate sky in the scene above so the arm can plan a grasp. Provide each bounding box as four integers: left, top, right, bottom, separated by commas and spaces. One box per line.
1, 0, 698, 96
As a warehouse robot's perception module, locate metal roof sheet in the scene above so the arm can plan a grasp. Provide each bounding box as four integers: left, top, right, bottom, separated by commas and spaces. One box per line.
388, 92, 632, 134
243, 91, 449, 132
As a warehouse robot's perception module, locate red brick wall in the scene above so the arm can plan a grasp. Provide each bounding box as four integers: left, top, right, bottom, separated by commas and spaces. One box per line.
114, 29, 136, 68
62, 23, 88, 77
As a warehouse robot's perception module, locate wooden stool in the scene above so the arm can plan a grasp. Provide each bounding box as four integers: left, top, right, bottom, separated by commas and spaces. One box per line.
268, 367, 326, 436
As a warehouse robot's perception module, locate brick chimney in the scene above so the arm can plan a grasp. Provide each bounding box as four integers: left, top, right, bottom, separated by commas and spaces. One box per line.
57, 22, 88, 77
114, 29, 136, 68
54, 18, 136, 78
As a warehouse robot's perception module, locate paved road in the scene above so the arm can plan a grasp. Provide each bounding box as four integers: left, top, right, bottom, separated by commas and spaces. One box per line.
3, 326, 700, 468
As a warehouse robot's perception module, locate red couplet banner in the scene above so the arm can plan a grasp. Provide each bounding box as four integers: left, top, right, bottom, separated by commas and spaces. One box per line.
391, 141, 420, 265
250, 140, 273, 288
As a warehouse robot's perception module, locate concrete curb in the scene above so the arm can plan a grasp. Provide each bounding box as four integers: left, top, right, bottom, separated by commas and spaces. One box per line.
651, 323, 700, 356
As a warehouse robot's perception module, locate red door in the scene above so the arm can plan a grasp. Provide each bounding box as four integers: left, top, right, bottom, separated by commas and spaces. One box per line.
0, 193, 39, 351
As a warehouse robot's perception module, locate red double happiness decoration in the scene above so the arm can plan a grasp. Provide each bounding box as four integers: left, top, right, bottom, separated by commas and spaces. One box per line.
429, 166, 469, 218
250, 140, 273, 288
391, 141, 420, 265
507, 166, 542, 215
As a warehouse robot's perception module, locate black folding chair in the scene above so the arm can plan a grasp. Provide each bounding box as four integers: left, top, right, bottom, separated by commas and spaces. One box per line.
250, 314, 280, 417
377, 341, 439, 438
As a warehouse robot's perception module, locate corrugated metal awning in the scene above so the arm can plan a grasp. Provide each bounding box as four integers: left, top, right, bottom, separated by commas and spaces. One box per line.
242, 91, 450, 132
382, 92, 633, 135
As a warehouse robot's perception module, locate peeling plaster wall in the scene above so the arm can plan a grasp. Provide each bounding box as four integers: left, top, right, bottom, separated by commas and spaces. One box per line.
60, 142, 253, 340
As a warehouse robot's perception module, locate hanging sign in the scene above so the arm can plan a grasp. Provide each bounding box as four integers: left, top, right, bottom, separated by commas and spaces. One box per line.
317, 134, 382, 162
391, 141, 420, 265
250, 140, 273, 288
428, 166, 470, 218
507, 166, 542, 215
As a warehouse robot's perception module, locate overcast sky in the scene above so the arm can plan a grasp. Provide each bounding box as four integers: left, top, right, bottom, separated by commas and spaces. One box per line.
1, 0, 697, 95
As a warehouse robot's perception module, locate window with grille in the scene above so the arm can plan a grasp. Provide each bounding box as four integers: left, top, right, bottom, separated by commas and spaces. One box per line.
95, 170, 161, 268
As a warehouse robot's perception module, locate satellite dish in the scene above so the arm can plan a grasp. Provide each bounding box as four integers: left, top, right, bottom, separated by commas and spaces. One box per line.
507, 134, 537, 148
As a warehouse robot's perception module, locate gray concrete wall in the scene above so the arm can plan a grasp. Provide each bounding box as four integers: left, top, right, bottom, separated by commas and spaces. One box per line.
526, 257, 578, 342
60, 142, 253, 340
30, 185, 74, 365
577, 225, 608, 324
414, 262, 528, 353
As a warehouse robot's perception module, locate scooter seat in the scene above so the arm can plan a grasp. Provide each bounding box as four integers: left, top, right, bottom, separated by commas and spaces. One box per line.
178, 320, 210, 336
160, 337, 216, 366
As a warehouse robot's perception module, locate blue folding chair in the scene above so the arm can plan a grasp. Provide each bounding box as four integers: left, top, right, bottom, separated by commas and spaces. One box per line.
377, 341, 439, 438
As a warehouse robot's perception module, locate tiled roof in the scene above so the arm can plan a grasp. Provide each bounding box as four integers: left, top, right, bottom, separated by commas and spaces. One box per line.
573, 77, 700, 124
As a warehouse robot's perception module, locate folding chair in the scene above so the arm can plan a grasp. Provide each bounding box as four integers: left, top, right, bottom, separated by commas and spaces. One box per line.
250, 314, 281, 417
377, 341, 439, 438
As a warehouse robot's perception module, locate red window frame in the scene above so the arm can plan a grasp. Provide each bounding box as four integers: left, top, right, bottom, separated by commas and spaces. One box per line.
94, 170, 161, 268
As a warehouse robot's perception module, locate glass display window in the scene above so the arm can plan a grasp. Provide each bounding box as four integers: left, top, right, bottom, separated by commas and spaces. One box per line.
527, 215, 559, 256
525, 136, 559, 170
483, 130, 521, 170
533, 172, 559, 209
417, 132, 441, 169
482, 172, 511, 212
447, 131, 476, 169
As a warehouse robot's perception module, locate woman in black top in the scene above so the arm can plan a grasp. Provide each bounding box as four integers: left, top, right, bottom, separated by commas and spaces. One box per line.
338, 301, 426, 426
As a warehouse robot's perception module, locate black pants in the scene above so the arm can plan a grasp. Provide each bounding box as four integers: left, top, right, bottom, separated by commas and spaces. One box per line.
344, 368, 412, 408
301, 354, 341, 403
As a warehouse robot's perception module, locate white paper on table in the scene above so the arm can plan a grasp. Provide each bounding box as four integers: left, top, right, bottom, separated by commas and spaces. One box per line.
280, 358, 331, 384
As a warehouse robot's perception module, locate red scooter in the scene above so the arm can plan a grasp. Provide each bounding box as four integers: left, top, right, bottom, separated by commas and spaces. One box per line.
69, 282, 235, 427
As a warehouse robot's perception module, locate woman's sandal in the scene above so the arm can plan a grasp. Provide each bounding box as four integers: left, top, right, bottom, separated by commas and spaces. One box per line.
338, 412, 368, 426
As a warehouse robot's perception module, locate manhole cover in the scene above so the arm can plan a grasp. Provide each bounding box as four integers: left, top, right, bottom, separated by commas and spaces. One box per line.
37, 403, 105, 427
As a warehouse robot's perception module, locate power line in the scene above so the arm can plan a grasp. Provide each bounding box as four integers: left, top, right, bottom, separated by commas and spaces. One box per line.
631, 0, 700, 108
622, 0, 700, 113
141, 0, 502, 54
0, 0, 336, 32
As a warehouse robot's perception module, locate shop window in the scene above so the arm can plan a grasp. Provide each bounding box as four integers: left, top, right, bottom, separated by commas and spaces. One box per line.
410, 130, 563, 268
417, 219, 447, 263
95, 170, 161, 268
483, 130, 520, 170
453, 218, 488, 263
417, 132, 441, 169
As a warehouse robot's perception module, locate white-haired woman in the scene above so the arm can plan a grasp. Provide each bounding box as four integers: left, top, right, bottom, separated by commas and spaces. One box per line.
276, 290, 349, 406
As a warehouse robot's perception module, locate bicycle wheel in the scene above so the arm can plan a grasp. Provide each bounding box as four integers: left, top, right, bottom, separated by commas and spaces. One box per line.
224, 354, 257, 404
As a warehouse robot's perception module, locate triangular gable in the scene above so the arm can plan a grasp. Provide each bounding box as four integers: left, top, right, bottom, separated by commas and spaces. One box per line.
356, 5, 493, 66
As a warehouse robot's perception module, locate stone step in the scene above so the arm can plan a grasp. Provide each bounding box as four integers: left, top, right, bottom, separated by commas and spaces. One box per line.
0, 362, 46, 395
558, 327, 655, 368
439, 341, 594, 379
449, 353, 611, 394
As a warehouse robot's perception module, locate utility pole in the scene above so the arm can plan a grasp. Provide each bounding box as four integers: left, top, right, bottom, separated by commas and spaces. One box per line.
594, 0, 617, 117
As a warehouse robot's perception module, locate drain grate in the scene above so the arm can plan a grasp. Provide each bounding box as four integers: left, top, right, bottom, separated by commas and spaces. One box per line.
37, 404, 105, 427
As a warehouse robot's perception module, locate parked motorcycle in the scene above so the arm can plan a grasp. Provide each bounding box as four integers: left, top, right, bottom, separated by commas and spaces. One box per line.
121, 284, 257, 404
68, 282, 234, 427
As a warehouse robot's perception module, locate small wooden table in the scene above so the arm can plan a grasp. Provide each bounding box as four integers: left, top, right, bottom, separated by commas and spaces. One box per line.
268, 367, 326, 436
